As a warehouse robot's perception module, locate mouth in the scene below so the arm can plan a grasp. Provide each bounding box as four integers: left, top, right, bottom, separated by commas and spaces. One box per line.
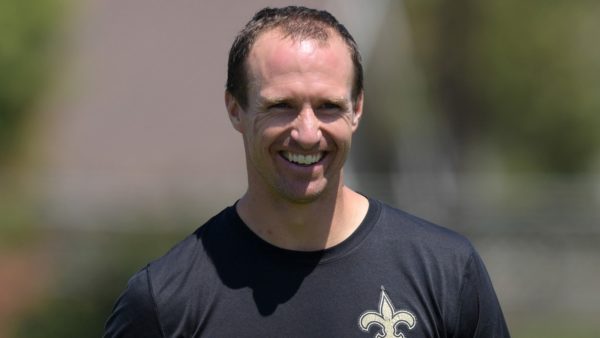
280, 151, 324, 166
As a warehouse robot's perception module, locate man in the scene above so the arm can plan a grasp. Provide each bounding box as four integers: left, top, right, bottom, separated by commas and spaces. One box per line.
104, 6, 509, 337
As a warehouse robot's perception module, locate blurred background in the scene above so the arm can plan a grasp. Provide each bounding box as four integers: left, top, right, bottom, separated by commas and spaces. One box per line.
1, 0, 599, 336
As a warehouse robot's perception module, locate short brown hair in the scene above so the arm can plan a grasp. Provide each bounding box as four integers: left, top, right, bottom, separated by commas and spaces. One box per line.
226, 6, 363, 109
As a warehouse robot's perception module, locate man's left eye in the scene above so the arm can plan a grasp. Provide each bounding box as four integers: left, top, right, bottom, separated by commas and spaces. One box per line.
319, 103, 341, 111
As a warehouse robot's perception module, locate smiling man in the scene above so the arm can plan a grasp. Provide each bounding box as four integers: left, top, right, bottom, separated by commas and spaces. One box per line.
104, 6, 509, 338
226, 20, 367, 251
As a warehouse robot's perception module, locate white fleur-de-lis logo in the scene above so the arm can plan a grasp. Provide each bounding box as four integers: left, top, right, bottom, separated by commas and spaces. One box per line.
358, 287, 416, 338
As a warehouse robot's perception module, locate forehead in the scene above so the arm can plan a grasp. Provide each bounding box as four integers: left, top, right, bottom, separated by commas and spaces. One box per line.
246, 29, 354, 92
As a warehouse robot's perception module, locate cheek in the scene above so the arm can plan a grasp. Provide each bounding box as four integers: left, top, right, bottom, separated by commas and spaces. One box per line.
254, 115, 291, 141
324, 120, 355, 143
245, 123, 282, 155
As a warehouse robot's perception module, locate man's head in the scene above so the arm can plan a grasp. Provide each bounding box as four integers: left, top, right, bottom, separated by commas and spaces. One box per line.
226, 6, 363, 110
225, 6, 363, 204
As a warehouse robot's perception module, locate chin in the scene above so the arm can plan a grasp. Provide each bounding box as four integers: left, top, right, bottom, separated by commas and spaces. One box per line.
277, 183, 331, 204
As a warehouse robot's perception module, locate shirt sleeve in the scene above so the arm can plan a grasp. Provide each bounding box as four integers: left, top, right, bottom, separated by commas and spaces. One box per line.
453, 251, 511, 338
103, 267, 164, 338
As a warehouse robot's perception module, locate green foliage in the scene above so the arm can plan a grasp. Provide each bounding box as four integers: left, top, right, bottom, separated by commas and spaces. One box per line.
0, 189, 37, 248
406, 0, 600, 173
12, 228, 187, 338
471, 1, 600, 173
0, 0, 67, 164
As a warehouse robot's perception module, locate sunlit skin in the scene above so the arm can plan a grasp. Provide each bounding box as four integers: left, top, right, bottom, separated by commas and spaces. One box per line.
226, 29, 369, 251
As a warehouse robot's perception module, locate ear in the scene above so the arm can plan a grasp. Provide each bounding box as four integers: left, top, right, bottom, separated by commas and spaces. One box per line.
225, 91, 244, 133
351, 91, 364, 132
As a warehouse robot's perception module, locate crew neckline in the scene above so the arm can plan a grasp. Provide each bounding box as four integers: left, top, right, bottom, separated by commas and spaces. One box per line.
227, 197, 381, 265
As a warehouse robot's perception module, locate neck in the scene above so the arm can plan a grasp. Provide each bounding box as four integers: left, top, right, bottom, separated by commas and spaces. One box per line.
236, 184, 368, 251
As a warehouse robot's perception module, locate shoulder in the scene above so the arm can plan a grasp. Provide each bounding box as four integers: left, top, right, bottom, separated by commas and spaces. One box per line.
146, 206, 234, 288
376, 199, 472, 244
105, 206, 237, 337
370, 198, 477, 263
364, 199, 510, 336
104, 268, 163, 337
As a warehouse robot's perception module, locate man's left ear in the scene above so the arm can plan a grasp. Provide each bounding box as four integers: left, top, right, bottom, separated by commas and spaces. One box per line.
351, 91, 364, 131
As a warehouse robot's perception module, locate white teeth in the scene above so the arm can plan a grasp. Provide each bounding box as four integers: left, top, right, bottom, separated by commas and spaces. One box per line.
284, 152, 323, 165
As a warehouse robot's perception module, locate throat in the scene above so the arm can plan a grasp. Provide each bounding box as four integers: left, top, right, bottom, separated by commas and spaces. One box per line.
236, 188, 368, 251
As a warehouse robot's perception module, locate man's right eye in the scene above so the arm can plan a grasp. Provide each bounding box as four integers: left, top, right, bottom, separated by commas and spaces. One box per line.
269, 102, 293, 110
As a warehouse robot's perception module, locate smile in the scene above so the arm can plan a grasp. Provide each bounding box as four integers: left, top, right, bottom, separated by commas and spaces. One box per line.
281, 151, 324, 166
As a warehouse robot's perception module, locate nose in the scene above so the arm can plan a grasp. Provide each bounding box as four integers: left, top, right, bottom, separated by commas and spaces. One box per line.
291, 107, 322, 149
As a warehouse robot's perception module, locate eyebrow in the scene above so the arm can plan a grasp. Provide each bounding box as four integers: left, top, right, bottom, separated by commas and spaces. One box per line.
259, 96, 288, 105
323, 97, 350, 107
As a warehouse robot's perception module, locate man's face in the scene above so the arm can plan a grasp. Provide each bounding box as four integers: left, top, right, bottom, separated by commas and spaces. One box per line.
227, 29, 363, 204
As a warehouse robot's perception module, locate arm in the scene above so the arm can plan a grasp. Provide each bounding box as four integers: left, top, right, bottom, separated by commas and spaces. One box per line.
103, 267, 164, 338
453, 251, 510, 338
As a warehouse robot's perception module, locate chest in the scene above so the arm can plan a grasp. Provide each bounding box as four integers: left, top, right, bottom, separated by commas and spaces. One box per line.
157, 256, 456, 338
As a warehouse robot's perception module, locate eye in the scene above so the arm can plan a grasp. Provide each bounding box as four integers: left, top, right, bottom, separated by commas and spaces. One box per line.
266, 101, 294, 112
317, 102, 344, 114
321, 102, 340, 109
270, 102, 292, 109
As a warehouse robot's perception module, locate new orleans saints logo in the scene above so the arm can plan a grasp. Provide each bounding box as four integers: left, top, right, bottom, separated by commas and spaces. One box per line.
358, 287, 416, 338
